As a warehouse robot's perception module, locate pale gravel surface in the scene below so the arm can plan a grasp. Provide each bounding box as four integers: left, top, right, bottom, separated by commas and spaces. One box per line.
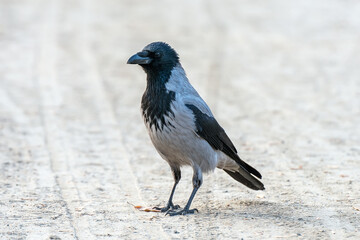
0, 0, 359, 239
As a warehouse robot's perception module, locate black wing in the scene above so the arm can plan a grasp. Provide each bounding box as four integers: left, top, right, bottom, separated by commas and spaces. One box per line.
185, 104, 262, 179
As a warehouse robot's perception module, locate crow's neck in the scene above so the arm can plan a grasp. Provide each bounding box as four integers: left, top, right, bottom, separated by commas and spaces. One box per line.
141, 70, 175, 131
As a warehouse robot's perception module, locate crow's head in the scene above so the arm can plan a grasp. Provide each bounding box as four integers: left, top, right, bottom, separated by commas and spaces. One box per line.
127, 42, 179, 74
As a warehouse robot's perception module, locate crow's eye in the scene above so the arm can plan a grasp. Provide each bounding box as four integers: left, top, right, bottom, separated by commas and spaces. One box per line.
154, 52, 162, 58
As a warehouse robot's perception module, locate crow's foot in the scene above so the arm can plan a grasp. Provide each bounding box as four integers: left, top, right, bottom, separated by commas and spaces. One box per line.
165, 208, 198, 216
153, 203, 180, 212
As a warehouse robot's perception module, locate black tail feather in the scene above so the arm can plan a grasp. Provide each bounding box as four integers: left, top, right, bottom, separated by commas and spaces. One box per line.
224, 169, 265, 191
235, 157, 262, 179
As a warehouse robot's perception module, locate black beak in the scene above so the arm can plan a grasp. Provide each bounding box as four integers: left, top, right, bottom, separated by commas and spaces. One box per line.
127, 52, 152, 65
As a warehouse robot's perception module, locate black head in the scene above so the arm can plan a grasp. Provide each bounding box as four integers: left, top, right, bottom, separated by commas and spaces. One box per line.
127, 42, 179, 74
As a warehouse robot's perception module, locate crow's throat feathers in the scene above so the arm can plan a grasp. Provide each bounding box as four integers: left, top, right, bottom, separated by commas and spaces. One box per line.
141, 65, 176, 131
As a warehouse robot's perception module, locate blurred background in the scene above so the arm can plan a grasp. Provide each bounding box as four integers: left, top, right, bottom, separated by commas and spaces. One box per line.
0, 0, 359, 239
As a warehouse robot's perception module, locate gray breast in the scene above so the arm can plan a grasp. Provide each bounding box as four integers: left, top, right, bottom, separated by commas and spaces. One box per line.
146, 101, 218, 172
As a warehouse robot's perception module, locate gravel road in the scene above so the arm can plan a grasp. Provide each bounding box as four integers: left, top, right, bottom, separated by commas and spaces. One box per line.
0, 0, 359, 239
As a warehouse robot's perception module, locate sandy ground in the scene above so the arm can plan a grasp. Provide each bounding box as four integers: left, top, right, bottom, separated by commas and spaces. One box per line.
0, 0, 360, 239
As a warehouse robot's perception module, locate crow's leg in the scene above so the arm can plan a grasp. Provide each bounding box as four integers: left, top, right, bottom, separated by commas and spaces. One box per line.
154, 166, 181, 212
166, 166, 202, 216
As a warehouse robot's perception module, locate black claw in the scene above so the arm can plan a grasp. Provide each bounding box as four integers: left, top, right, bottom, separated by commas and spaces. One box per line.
153, 203, 181, 212
165, 208, 199, 216
153, 206, 166, 212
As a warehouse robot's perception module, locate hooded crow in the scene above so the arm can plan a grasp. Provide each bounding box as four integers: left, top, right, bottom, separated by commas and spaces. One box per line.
127, 42, 264, 216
